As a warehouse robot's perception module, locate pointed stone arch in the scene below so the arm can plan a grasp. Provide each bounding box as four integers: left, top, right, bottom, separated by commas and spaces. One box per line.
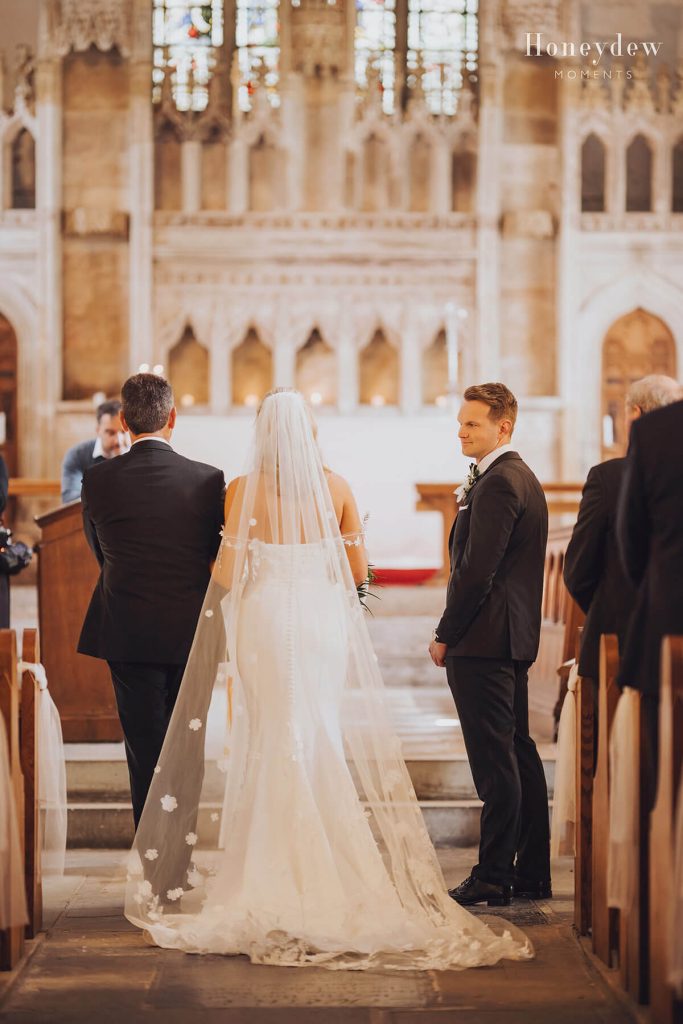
409, 133, 431, 213
422, 328, 450, 406
601, 307, 676, 458
295, 328, 337, 407
231, 326, 273, 407
10, 127, 36, 209
168, 324, 210, 407
581, 133, 606, 213
154, 120, 183, 211
626, 133, 653, 212
359, 327, 399, 406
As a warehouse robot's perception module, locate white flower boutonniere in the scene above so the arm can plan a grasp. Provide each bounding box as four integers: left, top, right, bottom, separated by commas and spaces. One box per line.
455, 463, 481, 505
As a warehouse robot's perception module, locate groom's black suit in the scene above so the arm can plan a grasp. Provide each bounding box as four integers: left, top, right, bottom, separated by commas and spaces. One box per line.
78, 439, 225, 827
436, 450, 550, 887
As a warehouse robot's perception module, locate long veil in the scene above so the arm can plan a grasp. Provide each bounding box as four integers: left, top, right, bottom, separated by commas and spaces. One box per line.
124, 388, 531, 970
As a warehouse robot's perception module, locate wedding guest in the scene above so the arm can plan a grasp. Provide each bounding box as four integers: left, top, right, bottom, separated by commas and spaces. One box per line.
564, 375, 682, 708
60, 399, 128, 504
617, 390, 683, 802
0, 454, 9, 628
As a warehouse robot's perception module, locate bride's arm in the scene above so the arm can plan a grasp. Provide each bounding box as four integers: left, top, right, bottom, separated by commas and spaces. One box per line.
335, 476, 369, 586
211, 477, 241, 589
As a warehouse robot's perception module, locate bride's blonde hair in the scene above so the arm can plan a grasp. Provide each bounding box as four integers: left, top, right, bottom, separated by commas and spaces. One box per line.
258, 387, 320, 442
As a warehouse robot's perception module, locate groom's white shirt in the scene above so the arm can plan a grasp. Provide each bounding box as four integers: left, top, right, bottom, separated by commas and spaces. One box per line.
131, 437, 172, 448
476, 443, 518, 477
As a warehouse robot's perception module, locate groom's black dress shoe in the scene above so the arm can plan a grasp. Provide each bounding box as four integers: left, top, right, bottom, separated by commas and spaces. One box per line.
512, 875, 552, 899
448, 875, 512, 907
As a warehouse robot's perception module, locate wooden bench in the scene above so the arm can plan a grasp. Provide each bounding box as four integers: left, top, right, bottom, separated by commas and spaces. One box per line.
650, 636, 683, 1024
20, 629, 42, 939
592, 634, 620, 966
617, 688, 649, 1004
574, 660, 594, 936
0, 629, 25, 969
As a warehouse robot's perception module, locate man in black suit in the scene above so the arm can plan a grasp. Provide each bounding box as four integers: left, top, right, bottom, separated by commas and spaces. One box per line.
61, 399, 128, 503
78, 373, 226, 829
617, 394, 683, 800
564, 376, 682, 696
429, 382, 549, 906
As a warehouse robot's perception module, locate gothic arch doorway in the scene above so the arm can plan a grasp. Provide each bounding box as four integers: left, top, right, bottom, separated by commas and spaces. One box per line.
601, 307, 677, 458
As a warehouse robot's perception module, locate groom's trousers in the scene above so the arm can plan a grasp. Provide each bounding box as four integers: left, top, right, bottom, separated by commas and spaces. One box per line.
446, 656, 550, 887
108, 661, 185, 829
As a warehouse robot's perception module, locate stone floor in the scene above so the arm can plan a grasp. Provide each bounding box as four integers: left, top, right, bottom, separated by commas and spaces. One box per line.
0, 850, 637, 1023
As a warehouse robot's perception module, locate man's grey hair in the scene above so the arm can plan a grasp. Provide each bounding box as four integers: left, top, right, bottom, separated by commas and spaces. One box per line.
626, 374, 682, 415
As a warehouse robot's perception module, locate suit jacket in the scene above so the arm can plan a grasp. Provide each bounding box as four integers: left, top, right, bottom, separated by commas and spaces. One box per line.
61, 438, 101, 503
563, 459, 636, 680
436, 451, 548, 661
617, 400, 683, 695
78, 440, 226, 665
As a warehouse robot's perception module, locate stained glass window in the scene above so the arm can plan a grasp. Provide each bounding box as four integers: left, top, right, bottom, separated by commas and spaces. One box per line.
407, 0, 477, 115
236, 0, 280, 111
355, 0, 397, 115
153, 1, 224, 111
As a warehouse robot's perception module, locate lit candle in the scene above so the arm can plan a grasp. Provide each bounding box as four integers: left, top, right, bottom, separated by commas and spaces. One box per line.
152, 364, 165, 376
244, 394, 259, 408
310, 391, 323, 406
370, 394, 386, 407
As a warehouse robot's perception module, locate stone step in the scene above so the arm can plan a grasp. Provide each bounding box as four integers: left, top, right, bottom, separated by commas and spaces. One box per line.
65, 799, 486, 849
66, 755, 555, 850
67, 756, 555, 804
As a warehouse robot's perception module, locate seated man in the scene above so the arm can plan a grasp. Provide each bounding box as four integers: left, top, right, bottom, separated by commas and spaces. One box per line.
61, 399, 128, 503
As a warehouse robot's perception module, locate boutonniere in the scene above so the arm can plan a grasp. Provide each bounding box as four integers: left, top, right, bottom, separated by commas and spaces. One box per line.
454, 463, 480, 505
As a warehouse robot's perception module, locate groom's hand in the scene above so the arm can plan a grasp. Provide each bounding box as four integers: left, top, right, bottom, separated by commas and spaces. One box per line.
429, 639, 448, 668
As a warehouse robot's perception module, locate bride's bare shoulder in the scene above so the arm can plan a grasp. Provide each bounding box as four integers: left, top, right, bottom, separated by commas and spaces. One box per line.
325, 470, 352, 499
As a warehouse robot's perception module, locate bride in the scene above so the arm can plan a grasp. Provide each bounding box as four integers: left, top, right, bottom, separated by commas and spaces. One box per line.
124, 388, 532, 970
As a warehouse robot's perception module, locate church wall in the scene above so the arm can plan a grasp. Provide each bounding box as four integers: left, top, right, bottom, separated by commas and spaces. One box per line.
61, 49, 130, 399
499, 57, 560, 397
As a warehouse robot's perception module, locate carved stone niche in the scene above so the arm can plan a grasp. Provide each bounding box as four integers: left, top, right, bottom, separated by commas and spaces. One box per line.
501, 209, 555, 238
47, 0, 132, 58
62, 208, 130, 238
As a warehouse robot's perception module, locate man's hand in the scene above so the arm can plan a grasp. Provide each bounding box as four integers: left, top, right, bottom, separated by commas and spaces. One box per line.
429, 639, 448, 668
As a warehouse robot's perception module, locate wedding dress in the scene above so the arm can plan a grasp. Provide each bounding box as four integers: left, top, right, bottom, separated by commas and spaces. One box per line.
124, 389, 532, 970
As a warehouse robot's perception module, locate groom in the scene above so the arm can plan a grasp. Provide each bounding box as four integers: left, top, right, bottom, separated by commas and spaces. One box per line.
429, 382, 550, 906
78, 372, 226, 829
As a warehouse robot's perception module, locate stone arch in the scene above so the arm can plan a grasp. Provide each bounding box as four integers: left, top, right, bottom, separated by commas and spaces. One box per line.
409, 133, 431, 213
294, 328, 337, 407
231, 326, 273, 407
581, 133, 606, 213
572, 270, 683, 473
625, 133, 653, 212
359, 327, 399, 406
361, 134, 390, 212
673, 136, 683, 213
451, 149, 476, 213
248, 133, 281, 212
0, 313, 19, 480
10, 127, 36, 209
168, 324, 210, 408
422, 328, 449, 406
601, 308, 676, 458
154, 120, 183, 211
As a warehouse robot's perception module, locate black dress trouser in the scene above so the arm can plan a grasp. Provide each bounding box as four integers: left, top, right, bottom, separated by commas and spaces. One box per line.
446, 656, 551, 887
108, 661, 185, 830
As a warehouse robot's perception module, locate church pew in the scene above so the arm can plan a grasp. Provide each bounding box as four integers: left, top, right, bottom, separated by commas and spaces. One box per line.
574, 631, 594, 937
649, 637, 683, 1024
616, 688, 649, 1004
20, 629, 42, 939
0, 630, 25, 969
592, 634, 620, 966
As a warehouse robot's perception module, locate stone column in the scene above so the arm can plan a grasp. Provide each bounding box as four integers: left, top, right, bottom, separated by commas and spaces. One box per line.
181, 139, 202, 212
128, 0, 155, 376
474, 55, 503, 381
400, 317, 422, 413
274, 324, 296, 387
35, 53, 63, 474
337, 321, 358, 414
557, 69, 584, 479
229, 136, 248, 212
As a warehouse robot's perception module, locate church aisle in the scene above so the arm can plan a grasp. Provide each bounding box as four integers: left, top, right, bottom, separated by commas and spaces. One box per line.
0, 850, 635, 1023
